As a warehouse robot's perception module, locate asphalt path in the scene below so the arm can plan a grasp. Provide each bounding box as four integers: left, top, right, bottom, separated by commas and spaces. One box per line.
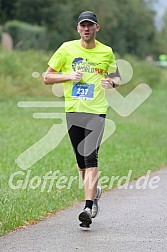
0, 168, 167, 252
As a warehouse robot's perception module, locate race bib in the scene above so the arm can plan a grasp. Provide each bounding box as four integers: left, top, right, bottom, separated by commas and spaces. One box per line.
72, 83, 94, 100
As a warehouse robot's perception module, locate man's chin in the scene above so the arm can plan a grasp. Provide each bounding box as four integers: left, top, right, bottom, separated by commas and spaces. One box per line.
83, 37, 92, 42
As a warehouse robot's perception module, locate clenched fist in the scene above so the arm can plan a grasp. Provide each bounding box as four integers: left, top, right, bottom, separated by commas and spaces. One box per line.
69, 70, 83, 82
101, 74, 115, 89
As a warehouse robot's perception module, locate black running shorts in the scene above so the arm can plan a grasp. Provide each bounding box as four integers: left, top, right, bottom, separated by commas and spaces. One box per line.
66, 112, 106, 169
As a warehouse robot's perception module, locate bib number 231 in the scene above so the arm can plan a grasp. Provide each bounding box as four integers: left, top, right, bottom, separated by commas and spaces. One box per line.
72, 83, 94, 100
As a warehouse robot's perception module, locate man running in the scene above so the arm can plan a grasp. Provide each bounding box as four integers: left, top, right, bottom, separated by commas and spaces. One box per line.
44, 11, 120, 228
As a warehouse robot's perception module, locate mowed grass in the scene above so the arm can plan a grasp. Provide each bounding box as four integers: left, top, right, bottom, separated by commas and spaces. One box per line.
0, 49, 167, 235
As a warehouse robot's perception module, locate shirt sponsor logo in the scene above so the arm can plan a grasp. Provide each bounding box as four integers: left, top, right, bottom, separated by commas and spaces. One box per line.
72, 57, 104, 74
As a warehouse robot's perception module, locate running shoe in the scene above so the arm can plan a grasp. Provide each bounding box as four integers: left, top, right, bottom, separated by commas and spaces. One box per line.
79, 207, 92, 228
91, 186, 102, 218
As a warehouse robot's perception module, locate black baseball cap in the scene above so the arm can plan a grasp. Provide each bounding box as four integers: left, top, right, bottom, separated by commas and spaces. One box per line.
78, 11, 98, 24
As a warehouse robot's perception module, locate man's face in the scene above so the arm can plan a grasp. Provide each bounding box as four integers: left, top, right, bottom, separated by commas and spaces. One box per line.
77, 21, 100, 42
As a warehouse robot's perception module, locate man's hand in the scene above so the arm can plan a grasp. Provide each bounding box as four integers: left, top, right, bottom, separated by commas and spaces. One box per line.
101, 74, 121, 89
69, 70, 83, 82
101, 74, 115, 89
44, 67, 84, 84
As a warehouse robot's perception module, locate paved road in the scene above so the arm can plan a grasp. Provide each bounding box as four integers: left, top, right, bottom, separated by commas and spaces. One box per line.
0, 168, 167, 252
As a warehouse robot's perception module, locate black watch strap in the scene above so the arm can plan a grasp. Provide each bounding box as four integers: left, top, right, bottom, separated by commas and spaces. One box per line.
112, 81, 116, 88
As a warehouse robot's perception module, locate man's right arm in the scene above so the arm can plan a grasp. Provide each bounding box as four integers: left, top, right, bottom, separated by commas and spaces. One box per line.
43, 67, 83, 85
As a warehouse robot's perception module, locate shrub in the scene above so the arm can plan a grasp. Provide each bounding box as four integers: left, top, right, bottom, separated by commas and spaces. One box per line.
4, 20, 48, 50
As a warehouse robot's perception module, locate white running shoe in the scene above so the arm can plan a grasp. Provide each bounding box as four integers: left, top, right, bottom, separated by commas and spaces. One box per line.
91, 186, 102, 218
79, 207, 92, 228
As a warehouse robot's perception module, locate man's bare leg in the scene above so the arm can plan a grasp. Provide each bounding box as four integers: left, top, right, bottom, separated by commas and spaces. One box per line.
79, 167, 98, 201
78, 167, 98, 227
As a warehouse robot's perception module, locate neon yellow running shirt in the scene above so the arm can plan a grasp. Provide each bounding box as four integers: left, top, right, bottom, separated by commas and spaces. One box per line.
48, 40, 116, 114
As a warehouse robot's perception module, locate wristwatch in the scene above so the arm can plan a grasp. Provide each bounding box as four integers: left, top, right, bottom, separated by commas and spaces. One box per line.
111, 81, 116, 88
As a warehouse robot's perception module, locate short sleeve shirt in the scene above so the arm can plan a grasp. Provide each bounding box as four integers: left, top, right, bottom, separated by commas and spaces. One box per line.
48, 40, 116, 114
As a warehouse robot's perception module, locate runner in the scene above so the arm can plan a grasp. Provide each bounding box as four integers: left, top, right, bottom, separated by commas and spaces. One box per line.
44, 11, 121, 228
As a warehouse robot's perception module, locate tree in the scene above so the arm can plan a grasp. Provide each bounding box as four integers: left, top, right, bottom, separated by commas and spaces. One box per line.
0, 0, 17, 23
0, 0, 159, 57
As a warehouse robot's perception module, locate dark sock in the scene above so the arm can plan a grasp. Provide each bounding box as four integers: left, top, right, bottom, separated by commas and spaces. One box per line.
84, 200, 93, 210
